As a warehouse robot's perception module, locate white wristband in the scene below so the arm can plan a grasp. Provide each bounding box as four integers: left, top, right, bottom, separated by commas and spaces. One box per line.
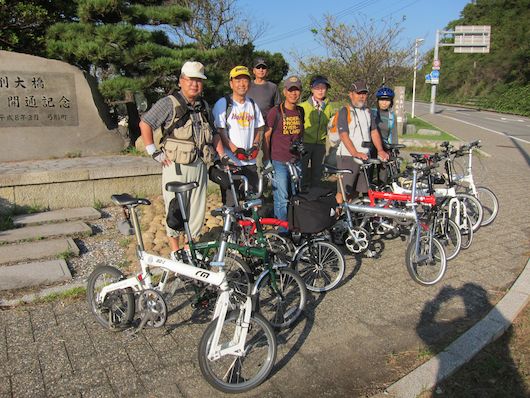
145, 144, 157, 155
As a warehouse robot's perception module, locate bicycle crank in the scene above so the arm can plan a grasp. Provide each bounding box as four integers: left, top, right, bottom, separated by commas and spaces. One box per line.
136, 289, 168, 329
345, 227, 370, 254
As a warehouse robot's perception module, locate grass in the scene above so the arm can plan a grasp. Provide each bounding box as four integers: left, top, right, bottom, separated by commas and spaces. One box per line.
57, 249, 74, 261
119, 237, 131, 248
93, 200, 105, 210
1, 203, 48, 231
0, 214, 14, 231
404, 113, 459, 142
65, 151, 82, 158
121, 146, 148, 157
417, 346, 436, 361
35, 286, 86, 303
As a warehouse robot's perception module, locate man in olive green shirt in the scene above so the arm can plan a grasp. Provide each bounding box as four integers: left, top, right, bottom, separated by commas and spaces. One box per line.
299, 75, 335, 190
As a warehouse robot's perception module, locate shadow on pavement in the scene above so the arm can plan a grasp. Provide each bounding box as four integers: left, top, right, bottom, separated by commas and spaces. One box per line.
510, 136, 530, 167
416, 283, 526, 397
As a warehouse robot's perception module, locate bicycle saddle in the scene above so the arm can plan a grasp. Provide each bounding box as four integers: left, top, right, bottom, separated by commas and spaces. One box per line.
165, 181, 199, 193
111, 193, 151, 206
385, 143, 406, 150
410, 153, 427, 161
323, 164, 353, 174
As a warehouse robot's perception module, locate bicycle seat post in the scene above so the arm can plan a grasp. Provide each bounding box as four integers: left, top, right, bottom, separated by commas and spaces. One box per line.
176, 191, 194, 245
211, 208, 233, 267
129, 205, 145, 253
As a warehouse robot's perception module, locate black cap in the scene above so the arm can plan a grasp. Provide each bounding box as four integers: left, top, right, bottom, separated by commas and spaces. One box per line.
350, 80, 369, 93
253, 58, 268, 68
310, 75, 331, 88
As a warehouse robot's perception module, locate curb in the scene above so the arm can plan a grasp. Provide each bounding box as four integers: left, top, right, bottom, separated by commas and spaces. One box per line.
372, 257, 530, 398
0, 280, 86, 307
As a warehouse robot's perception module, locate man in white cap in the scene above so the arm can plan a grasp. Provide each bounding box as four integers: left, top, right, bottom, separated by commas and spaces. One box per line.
140, 61, 215, 260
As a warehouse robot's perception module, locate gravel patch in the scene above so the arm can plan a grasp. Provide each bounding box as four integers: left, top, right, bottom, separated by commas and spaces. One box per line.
68, 207, 129, 282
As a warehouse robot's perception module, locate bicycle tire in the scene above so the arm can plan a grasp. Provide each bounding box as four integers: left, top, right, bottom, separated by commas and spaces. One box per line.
223, 255, 253, 298
255, 267, 307, 329
198, 311, 277, 393
86, 266, 135, 330
475, 186, 499, 226
405, 235, 447, 286
263, 231, 294, 258
294, 240, 345, 292
435, 218, 462, 261
456, 193, 483, 233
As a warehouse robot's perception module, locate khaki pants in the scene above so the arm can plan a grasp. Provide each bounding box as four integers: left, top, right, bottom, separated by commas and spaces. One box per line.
162, 158, 207, 238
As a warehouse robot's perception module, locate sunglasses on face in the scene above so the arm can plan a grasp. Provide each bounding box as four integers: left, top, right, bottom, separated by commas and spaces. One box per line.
255, 65, 267, 70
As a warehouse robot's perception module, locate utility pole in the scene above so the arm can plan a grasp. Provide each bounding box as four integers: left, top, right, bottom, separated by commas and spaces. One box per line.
411, 38, 424, 119
429, 30, 440, 115
428, 26, 490, 114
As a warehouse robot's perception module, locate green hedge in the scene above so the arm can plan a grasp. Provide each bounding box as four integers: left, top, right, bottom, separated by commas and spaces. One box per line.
437, 84, 530, 117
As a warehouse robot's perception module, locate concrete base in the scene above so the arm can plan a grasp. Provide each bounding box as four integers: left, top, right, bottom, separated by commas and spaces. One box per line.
13, 207, 101, 226
0, 155, 162, 213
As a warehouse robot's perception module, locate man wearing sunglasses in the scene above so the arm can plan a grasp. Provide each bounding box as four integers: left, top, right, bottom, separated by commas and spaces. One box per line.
247, 58, 281, 120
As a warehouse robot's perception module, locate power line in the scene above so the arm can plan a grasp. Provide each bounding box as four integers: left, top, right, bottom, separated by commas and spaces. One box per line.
254, 0, 385, 47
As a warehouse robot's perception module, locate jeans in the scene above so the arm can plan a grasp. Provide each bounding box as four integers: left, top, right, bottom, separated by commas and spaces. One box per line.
272, 160, 300, 232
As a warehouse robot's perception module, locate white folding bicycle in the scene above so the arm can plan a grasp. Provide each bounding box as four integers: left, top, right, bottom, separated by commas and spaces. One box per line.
86, 181, 277, 393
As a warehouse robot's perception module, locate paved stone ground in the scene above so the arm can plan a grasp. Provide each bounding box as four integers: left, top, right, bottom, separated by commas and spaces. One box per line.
0, 114, 528, 397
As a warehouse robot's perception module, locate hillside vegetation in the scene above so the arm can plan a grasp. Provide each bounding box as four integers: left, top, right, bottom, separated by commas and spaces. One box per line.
416, 0, 530, 116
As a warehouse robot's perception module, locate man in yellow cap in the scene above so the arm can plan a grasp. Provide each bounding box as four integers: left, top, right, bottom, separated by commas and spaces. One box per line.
212, 66, 265, 206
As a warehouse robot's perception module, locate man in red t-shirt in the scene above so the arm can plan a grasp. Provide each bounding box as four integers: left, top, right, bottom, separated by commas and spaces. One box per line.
263, 76, 305, 229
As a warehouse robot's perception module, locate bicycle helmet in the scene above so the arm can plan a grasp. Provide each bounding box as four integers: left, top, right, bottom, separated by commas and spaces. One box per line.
376, 86, 395, 99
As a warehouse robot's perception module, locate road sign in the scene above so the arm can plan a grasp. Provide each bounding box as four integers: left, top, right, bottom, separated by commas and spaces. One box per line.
432, 59, 441, 70
454, 25, 491, 53
425, 74, 432, 83
430, 70, 439, 85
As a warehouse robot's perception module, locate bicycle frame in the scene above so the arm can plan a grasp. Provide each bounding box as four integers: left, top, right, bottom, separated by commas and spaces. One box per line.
336, 164, 436, 262
95, 202, 253, 360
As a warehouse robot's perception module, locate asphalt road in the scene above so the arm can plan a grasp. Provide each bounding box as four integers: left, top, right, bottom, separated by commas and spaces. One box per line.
407, 101, 530, 144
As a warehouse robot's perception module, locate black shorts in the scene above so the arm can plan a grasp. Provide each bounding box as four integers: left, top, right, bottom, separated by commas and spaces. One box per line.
336, 156, 369, 195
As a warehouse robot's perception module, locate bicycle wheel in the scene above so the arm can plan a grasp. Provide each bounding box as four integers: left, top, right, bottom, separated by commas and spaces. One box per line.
475, 186, 499, 226
223, 255, 252, 298
405, 235, 447, 286
263, 231, 294, 258
86, 266, 135, 330
294, 240, 345, 292
456, 193, 483, 232
255, 267, 307, 329
435, 218, 462, 261
459, 213, 474, 250
198, 311, 277, 393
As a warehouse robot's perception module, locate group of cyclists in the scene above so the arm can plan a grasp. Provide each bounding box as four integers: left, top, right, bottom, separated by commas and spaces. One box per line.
139, 59, 398, 259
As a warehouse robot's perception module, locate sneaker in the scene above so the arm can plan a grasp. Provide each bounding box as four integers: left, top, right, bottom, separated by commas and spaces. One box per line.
170, 250, 180, 261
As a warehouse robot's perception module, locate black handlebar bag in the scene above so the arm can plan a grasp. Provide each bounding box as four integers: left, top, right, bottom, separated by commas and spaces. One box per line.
288, 187, 337, 233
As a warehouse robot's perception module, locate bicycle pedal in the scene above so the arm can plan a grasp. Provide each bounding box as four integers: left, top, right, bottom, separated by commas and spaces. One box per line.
365, 250, 377, 258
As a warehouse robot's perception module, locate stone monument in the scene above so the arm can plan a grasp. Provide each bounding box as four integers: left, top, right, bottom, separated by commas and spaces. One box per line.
0, 51, 125, 161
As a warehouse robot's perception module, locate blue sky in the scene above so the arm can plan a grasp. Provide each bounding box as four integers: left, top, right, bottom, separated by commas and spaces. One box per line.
238, 0, 471, 73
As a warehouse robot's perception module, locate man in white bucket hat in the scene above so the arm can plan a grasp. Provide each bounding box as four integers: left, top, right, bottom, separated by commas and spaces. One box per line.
140, 61, 215, 260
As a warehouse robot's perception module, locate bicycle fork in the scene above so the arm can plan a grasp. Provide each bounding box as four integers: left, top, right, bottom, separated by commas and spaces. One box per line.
208, 290, 253, 360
